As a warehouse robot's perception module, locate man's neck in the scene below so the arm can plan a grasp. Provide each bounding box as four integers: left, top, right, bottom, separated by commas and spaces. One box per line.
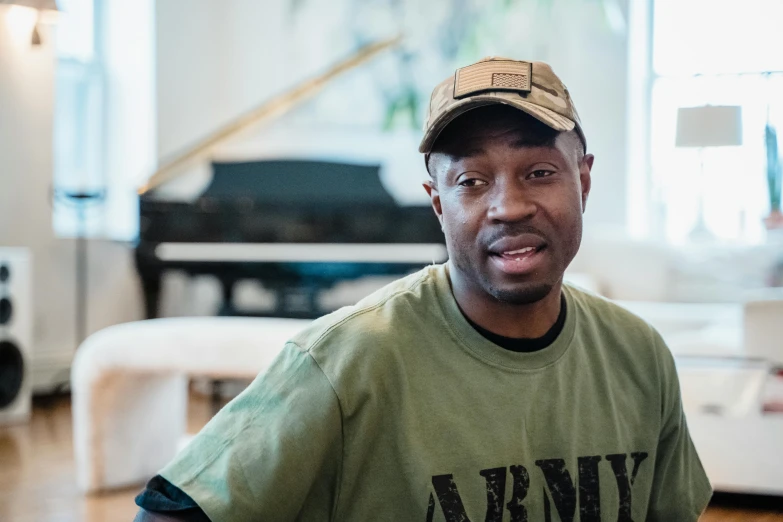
448, 267, 564, 339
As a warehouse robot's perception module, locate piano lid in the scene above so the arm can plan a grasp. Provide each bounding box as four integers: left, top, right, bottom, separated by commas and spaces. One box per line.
206, 160, 395, 206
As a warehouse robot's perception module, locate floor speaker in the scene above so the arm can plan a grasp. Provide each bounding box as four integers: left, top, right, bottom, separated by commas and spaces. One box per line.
0, 248, 32, 425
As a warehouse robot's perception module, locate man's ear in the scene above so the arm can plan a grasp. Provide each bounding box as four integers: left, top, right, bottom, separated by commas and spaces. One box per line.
579, 154, 594, 213
422, 179, 444, 228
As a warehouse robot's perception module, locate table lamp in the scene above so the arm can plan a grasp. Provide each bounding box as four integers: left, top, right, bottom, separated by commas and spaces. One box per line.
675, 105, 743, 242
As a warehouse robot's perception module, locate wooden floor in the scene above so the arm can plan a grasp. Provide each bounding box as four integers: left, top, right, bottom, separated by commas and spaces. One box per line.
1, 393, 782, 522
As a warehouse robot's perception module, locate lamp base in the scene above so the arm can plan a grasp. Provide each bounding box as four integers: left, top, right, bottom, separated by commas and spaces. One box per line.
688, 216, 715, 243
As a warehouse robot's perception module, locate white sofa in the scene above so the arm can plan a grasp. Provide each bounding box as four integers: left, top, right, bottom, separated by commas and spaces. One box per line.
569, 226, 783, 303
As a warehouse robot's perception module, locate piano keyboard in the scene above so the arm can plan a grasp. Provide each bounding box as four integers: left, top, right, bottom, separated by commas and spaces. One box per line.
155, 243, 449, 264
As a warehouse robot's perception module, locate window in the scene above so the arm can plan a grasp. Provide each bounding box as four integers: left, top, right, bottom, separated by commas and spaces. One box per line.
52, 0, 155, 241
52, 0, 105, 238
648, 0, 783, 244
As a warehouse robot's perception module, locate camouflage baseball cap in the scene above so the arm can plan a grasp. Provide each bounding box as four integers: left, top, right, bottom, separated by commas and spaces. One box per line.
419, 57, 586, 153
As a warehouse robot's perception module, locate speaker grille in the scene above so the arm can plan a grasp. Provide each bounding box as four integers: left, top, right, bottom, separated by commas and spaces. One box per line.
0, 298, 11, 325
0, 340, 24, 409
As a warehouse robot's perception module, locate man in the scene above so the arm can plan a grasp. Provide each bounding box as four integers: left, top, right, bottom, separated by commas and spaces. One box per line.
135, 57, 712, 521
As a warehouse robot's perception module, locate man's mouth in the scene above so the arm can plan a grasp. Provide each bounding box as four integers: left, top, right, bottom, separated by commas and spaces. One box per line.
488, 245, 547, 275
495, 245, 546, 260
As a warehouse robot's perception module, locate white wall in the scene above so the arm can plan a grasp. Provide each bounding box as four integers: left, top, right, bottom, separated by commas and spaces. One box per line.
156, 0, 296, 163
547, 1, 630, 227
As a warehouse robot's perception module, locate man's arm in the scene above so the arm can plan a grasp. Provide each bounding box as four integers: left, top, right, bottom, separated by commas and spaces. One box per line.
133, 343, 342, 522
133, 475, 211, 521
647, 327, 713, 520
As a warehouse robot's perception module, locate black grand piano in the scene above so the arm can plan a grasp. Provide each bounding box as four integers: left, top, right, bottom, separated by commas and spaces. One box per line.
135, 159, 446, 319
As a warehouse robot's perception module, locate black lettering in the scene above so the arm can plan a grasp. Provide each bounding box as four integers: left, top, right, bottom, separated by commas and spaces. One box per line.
479, 467, 506, 522
606, 452, 649, 521
428, 453, 649, 521
431, 474, 473, 522
629, 452, 649, 486
535, 459, 577, 522
578, 456, 602, 522
505, 465, 529, 522
426, 492, 435, 522
543, 487, 552, 522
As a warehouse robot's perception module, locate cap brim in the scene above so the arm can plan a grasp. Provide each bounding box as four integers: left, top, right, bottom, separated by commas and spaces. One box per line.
418, 94, 576, 153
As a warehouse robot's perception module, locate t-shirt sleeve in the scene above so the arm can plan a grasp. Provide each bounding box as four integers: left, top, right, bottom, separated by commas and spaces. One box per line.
647, 328, 713, 521
134, 475, 212, 522
160, 342, 343, 522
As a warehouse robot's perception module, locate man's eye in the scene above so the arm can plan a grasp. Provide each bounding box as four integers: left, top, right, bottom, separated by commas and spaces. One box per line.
529, 170, 554, 179
459, 178, 488, 187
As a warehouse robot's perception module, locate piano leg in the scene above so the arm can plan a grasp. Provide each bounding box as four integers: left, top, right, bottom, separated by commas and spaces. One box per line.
278, 285, 321, 317
217, 278, 237, 316
140, 272, 162, 319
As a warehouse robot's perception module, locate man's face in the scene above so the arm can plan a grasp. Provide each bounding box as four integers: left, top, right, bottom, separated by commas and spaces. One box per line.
425, 120, 593, 306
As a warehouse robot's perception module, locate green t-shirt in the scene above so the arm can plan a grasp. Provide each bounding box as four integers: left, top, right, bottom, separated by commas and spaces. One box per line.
161, 263, 712, 521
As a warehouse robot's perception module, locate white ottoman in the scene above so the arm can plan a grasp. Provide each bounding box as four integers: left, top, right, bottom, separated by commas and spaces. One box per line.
71, 317, 309, 493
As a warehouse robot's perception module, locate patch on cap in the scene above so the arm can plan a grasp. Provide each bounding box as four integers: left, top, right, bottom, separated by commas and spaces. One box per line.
453, 60, 532, 99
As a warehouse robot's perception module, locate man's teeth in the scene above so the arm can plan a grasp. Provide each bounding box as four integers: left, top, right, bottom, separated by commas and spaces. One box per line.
503, 247, 536, 256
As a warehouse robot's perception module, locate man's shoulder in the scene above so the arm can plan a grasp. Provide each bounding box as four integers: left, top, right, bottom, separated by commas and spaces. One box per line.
289, 264, 442, 354
564, 281, 667, 357
565, 282, 652, 331
565, 282, 676, 398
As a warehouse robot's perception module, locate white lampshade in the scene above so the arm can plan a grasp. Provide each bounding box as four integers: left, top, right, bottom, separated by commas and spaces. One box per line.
675, 105, 743, 148
0, 0, 59, 10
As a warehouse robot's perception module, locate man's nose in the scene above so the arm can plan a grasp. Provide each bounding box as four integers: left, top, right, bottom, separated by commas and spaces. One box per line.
486, 179, 536, 222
